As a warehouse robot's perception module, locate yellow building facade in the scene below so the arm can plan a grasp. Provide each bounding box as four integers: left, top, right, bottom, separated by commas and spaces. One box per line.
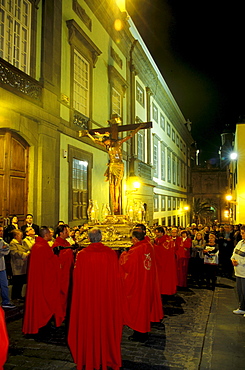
0, 0, 193, 228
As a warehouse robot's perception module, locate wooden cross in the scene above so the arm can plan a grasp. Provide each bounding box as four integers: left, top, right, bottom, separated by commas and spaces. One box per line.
79, 116, 152, 140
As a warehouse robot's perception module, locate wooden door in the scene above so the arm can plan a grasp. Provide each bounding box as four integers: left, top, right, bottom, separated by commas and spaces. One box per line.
0, 130, 29, 226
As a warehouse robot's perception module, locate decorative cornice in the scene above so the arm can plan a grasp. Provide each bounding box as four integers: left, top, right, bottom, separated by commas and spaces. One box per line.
66, 19, 102, 67
73, 0, 92, 31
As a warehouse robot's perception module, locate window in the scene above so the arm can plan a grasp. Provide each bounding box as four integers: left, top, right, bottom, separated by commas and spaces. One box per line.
0, 0, 32, 74
176, 135, 179, 147
172, 129, 175, 142
112, 87, 121, 116
152, 103, 158, 123
161, 217, 166, 226
74, 50, 90, 116
136, 82, 144, 107
173, 197, 176, 210
168, 216, 171, 227
161, 196, 165, 211
160, 113, 165, 130
167, 122, 171, 137
172, 155, 176, 184
69, 146, 92, 222
154, 194, 159, 212
161, 143, 166, 181
153, 136, 159, 177
137, 129, 145, 162
167, 150, 171, 183
168, 197, 171, 211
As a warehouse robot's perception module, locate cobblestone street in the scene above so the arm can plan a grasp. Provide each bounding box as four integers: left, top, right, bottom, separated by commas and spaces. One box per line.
4, 279, 218, 370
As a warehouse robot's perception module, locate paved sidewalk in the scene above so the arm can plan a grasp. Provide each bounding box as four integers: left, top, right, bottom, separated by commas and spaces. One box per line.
3, 277, 245, 369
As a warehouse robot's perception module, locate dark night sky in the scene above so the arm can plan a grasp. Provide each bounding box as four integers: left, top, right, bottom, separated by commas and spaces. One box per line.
126, 0, 244, 164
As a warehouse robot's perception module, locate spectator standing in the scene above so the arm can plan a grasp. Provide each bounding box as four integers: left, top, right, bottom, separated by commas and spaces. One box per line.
21, 214, 39, 237
22, 227, 36, 251
3, 215, 19, 243
0, 226, 15, 309
190, 232, 206, 287
9, 230, 30, 301
231, 225, 245, 315
203, 233, 219, 290
68, 228, 123, 370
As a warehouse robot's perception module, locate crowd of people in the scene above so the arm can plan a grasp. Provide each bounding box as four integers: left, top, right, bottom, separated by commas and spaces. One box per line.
0, 214, 245, 370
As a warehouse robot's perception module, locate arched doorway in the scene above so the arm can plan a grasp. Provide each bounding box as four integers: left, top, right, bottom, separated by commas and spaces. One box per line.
0, 130, 29, 226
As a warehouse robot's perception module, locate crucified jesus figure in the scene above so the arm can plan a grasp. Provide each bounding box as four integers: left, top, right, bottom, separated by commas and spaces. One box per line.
83, 122, 145, 214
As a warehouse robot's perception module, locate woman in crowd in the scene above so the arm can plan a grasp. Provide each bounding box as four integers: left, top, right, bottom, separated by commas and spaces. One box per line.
203, 233, 219, 290
9, 229, 30, 301
190, 232, 206, 287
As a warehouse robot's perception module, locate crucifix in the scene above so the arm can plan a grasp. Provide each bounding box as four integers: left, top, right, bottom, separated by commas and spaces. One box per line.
79, 114, 152, 215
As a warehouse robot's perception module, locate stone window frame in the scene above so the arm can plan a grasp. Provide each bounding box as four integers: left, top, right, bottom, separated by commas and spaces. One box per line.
108, 65, 127, 122
66, 19, 102, 121
68, 145, 93, 223
136, 81, 145, 107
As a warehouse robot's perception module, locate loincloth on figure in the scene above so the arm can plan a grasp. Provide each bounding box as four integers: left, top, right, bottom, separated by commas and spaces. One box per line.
104, 162, 124, 182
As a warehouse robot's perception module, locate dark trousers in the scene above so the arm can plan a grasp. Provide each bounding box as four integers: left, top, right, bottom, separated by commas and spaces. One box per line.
205, 264, 217, 290
236, 276, 245, 311
12, 274, 26, 299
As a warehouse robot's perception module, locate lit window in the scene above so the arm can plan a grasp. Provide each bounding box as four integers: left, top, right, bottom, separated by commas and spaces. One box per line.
136, 82, 144, 107
172, 129, 175, 142
161, 196, 165, 211
74, 50, 90, 116
161, 143, 166, 180
112, 87, 121, 116
72, 158, 88, 220
167, 150, 171, 182
153, 136, 159, 177
137, 129, 145, 162
160, 114, 165, 130
152, 103, 158, 123
0, 0, 31, 74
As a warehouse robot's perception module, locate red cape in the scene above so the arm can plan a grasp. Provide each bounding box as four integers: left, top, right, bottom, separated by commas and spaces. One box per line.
22, 237, 64, 334
154, 235, 178, 295
52, 237, 74, 317
0, 308, 8, 370
68, 242, 123, 370
119, 239, 163, 333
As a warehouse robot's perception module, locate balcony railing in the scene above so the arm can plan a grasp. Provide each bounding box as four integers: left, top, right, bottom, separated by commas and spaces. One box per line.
0, 58, 42, 102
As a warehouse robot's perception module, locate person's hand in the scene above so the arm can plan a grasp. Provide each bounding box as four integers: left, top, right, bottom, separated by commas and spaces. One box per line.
231, 259, 238, 266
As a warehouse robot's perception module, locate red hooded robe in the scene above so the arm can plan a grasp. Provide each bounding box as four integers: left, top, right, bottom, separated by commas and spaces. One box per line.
0, 307, 8, 370
68, 242, 123, 370
154, 234, 178, 295
22, 236, 64, 334
176, 237, 192, 287
52, 237, 74, 317
119, 238, 163, 333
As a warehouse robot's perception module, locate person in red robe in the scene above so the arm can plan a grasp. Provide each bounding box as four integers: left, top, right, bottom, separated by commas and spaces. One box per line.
154, 226, 177, 295
175, 230, 192, 287
52, 224, 74, 319
119, 228, 163, 342
22, 227, 64, 335
0, 307, 9, 370
68, 227, 123, 370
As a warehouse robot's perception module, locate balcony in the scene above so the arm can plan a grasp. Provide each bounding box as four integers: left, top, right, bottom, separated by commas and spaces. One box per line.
0, 58, 42, 103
